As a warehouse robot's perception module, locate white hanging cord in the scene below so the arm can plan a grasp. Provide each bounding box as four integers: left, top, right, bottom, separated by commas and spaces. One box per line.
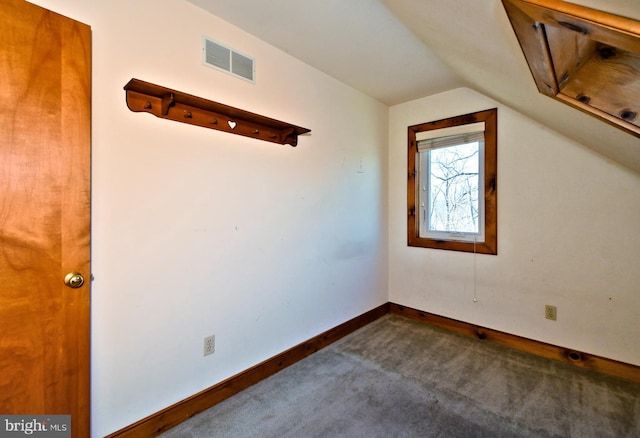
473, 238, 478, 302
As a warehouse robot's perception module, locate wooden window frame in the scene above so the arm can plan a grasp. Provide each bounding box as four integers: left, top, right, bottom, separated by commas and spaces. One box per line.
407, 109, 498, 255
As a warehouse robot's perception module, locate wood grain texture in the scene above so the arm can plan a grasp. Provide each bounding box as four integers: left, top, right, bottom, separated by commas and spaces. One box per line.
502, 0, 640, 138
560, 47, 640, 129
407, 108, 498, 255
513, 0, 640, 53
124, 79, 310, 146
389, 303, 640, 384
0, 1, 91, 436
546, 24, 597, 89
502, 0, 558, 96
106, 304, 390, 438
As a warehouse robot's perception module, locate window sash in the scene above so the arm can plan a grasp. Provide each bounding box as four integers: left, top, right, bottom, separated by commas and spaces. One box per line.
417, 134, 485, 243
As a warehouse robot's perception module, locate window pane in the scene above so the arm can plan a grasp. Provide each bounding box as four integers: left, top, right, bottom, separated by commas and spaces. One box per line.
428, 142, 480, 234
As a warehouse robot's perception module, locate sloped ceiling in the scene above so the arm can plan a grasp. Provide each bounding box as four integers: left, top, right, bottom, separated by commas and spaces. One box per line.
186, 0, 464, 105
186, 0, 640, 173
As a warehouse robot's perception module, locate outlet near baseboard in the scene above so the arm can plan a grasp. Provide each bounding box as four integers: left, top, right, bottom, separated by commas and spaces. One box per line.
545, 305, 557, 321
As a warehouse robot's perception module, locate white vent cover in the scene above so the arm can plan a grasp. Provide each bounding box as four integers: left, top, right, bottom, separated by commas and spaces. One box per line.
203, 37, 255, 83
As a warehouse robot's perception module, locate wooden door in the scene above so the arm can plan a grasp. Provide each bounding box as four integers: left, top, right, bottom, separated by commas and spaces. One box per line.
0, 1, 91, 436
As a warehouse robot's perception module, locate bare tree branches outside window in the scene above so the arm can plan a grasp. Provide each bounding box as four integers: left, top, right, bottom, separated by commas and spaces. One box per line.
425, 142, 480, 234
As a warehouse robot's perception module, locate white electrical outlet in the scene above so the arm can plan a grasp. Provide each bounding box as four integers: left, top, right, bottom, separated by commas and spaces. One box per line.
204, 335, 215, 356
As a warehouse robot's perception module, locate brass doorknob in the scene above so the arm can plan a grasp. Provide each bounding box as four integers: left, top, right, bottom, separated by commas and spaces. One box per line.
64, 272, 85, 288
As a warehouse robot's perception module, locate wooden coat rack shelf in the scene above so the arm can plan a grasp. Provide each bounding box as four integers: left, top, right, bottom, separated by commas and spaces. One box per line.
124, 79, 310, 146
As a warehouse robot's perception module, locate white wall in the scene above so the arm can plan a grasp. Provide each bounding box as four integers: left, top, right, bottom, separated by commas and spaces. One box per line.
31, 1, 388, 436
389, 88, 640, 367
23, 1, 640, 435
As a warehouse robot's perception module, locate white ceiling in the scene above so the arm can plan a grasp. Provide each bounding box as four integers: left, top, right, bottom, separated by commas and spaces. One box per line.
186, 0, 464, 106
186, 0, 640, 172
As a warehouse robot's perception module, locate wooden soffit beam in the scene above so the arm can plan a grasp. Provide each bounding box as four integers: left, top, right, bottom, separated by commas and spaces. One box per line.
502, 0, 640, 138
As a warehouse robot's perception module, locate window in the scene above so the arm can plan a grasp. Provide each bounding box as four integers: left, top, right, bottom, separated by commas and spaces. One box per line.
408, 109, 497, 254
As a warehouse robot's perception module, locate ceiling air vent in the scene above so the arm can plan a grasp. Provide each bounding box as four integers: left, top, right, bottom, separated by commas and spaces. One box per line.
203, 37, 255, 83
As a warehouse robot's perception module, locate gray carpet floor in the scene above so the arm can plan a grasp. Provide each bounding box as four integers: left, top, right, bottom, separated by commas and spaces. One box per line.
160, 314, 640, 437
